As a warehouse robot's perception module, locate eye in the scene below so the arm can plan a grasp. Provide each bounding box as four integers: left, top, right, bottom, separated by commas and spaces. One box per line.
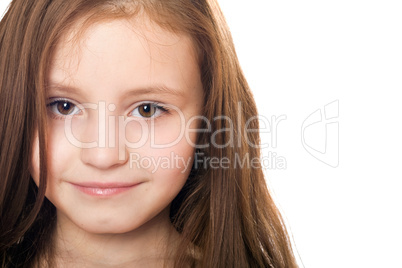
130, 103, 169, 119
47, 99, 82, 117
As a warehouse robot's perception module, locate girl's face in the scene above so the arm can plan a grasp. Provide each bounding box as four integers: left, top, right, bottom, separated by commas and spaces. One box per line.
31, 17, 203, 234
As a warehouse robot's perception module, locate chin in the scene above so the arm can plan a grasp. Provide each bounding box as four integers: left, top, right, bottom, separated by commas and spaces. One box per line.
62, 207, 170, 236
78, 218, 142, 235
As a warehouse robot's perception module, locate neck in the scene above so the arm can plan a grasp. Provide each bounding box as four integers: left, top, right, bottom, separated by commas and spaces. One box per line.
52, 209, 179, 267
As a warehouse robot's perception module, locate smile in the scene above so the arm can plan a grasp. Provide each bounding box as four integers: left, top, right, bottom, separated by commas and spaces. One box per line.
70, 182, 141, 197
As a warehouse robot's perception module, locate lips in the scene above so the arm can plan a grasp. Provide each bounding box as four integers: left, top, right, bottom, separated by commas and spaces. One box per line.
70, 182, 141, 197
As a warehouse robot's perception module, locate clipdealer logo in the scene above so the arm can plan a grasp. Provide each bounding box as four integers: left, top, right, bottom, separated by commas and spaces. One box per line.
301, 100, 339, 168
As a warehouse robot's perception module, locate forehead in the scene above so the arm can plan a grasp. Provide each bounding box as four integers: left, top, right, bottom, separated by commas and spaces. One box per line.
51, 14, 197, 69
48, 16, 201, 100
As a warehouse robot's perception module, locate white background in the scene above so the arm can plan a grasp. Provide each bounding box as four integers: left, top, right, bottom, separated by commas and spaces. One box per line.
1, 1, 401, 267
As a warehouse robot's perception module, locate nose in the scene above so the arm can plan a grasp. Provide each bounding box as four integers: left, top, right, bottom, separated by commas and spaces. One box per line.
79, 110, 128, 170
81, 144, 128, 170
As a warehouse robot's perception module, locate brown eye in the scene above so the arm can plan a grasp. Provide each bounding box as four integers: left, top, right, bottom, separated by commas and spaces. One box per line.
130, 103, 168, 119
138, 103, 157, 118
47, 99, 81, 117
57, 101, 76, 115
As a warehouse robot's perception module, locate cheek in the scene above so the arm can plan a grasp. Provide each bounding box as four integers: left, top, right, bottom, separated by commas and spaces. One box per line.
129, 128, 196, 181
145, 142, 194, 200
30, 124, 80, 188
125, 121, 183, 147
30, 134, 40, 186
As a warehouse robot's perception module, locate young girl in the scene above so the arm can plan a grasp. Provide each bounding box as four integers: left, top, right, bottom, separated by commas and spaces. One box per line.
0, 0, 298, 267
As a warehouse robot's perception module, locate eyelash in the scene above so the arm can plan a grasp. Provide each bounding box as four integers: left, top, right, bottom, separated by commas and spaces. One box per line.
129, 102, 170, 120
46, 98, 171, 121
47, 98, 82, 120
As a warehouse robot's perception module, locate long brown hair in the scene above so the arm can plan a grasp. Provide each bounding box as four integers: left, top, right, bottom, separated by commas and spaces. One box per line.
0, 0, 298, 267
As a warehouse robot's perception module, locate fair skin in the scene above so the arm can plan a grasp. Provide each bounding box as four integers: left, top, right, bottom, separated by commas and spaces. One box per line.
30, 16, 203, 267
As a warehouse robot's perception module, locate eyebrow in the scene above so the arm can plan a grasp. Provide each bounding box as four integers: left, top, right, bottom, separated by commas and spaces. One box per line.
121, 85, 186, 99
46, 82, 186, 99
